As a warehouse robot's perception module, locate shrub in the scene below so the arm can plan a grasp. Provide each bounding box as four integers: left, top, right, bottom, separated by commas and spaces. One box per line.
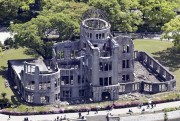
4, 37, 14, 48
163, 107, 176, 112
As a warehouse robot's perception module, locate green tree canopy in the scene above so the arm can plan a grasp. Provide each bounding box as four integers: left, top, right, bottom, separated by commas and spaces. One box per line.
0, 0, 35, 23
139, 0, 179, 30
10, 12, 79, 58
89, 0, 142, 32
162, 16, 180, 49
9, 0, 180, 58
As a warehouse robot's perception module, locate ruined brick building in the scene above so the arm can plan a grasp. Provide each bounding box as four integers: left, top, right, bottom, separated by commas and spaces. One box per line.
8, 9, 176, 104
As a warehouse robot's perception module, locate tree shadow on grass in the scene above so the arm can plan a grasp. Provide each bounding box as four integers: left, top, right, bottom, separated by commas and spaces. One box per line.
152, 47, 180, 72
23, 48, 39, 58
11, 95, 21, 106
0, 66, 7, 79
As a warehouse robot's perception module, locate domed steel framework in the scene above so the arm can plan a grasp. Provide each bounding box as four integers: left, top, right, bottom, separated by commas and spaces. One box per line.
82, 8, 108, 21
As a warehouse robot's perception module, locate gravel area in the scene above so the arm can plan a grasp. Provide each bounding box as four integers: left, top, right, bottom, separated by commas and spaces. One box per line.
134, 61, 162, 82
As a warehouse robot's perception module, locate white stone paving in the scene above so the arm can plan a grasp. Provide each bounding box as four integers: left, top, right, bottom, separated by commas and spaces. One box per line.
0, 32, 13, 45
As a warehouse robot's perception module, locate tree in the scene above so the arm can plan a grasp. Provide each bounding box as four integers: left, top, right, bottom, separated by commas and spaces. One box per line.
10, 1, 87, 59
139, 0, 179, 31
89, 0, 142, 32
10, 12, 79, 58
4, 38, 14, 48
0, 0, 35, 23
49, 13, 79, 40
162, 16, 180, 49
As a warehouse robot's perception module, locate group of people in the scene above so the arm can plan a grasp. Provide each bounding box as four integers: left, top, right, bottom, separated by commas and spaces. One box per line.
127, 102, 157, 115
147, 103, 156, 109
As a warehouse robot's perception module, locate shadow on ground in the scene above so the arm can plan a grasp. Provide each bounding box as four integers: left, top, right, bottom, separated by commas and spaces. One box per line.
23, 48, 39, 58
0, 66, 7, 79
152, 47, 180, 72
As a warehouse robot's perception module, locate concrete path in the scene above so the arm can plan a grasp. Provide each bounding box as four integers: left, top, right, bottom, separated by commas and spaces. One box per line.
0, 100, 180, 121
0, 27, 13, 44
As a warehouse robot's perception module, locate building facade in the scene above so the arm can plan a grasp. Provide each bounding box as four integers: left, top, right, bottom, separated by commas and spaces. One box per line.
51, 16, 134, 103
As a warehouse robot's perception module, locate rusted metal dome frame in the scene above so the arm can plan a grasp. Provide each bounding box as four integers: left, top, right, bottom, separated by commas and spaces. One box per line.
81, 8, 108, 22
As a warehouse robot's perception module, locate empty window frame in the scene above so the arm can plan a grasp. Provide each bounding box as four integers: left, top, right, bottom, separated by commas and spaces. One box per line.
96, 34, 98, 39
99, 62, 103, 71
122, 60, 126, 68
109, 77, 112, 85
126, 75, 130, 81
64, 76, 69, 84
99, 62, 112, 71
102, 33, 105, 39
71, 50, 75, 58
99, 34, 102, 39
63, 90, 71, 98
104, 63, 109, 71
78, 75, 81, 84
40, 81, 51, 90
123, 45, 130, 53
90, 33, 92, 39
99, 78, 103, 86
127, 60, 130, 68
57, 51, 64, 59
122, 74, 130, 81
109, 62, 112, 70
122, 60, 130, 68
70, 76, 73, 85
79, 89, 85, 97
99, 77, 112, 86
104, 77, 108, 86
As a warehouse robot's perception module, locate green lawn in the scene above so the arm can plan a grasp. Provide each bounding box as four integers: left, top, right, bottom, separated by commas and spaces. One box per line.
134, 39, 173, 55
134, 39, 180, 89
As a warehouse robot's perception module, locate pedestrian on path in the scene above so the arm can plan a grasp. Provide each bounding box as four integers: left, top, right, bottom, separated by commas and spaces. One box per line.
63, 115, 66, 120
57, 116, 59, 120
151, 103, 154, 109
142, 108, 145, 114
79, 112, 81, 118
106, 113, 109, 121
147, 104, 150, 109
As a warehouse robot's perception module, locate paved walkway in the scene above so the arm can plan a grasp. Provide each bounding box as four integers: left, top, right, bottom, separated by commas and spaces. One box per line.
0, 27, 13, 44
0, 100, 180, 121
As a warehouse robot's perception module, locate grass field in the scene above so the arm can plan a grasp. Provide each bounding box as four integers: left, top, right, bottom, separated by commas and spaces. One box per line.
134, 39, 180, 89
134, 39, 173, 55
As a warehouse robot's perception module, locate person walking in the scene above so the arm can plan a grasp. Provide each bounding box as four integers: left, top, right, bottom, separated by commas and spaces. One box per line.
79, 112, 81, 118
87, 110, 90, 115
